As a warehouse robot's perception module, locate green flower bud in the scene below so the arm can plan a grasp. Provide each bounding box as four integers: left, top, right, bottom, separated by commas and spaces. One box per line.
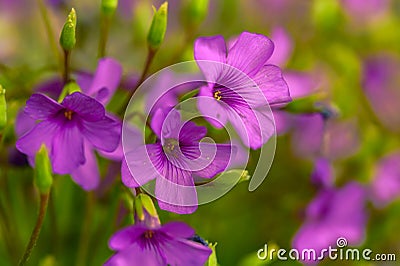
0, 85, 6, 129
147, 2, 168, 51
101, 0, 118, 15
282, 93, 339, 115
181, 0, 209, 29
284, 97, 319, 114
134, 195, 144, 221
35, 145, 53, 194
137, 193, 157, 217
312, 0, 342, 31
58, 81, 82, 102
206, 243, 218, 266
59, 8, 77, 51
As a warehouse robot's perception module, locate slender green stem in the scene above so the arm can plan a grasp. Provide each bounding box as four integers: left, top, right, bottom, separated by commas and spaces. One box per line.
117, 49, 156, 116
49, 192, 58, 254
63, 50, 71, 83
0, 194, 18, 264
19, 193, 50, 266
76, 192, 95, 266
36, 0, 62, 70
98, 14, 111, 58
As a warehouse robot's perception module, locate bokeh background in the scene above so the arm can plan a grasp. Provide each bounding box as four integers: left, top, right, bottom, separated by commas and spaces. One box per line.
1, 0, 400, 265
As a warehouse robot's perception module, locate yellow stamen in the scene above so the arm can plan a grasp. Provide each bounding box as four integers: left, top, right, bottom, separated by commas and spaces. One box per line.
64, 110, 73, 120
163, 138, 179, 155
214, 90, 222, 101
144, 230, 154, 239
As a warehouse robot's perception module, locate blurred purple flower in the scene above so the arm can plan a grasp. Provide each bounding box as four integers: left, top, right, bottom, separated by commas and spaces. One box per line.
16, 92, 120, 190
122, 109, 233, 214
46, 0, 66, 8
341, 0, 389, 22
269, 27, 293, 67
273, 71, 318, 135
311, 157, 334, 188
105, 221, 211, 266
293, 182, 367, 263
291, 117, 359, 160
371, 151, 400, 207
0, 0, 32, 18
363, 55, 400, 132
194, 32, 290, 149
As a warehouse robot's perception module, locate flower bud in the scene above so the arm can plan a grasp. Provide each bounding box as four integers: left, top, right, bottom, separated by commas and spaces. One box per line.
35, 145, 53, 194
206, 242, 218, 266
147, 2, 168, 51
283, 94, 324, 114
312, 0, 342, 31
101, 0, 118, 15
134, 195, 144, 221
60, 8, 77, 51
137, 193, 158, 217
181, 0, 209, 29
0, 85, 6, 129
58, 81, 82, 102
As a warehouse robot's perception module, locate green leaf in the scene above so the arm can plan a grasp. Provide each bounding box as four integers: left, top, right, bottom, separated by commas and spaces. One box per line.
179, 88, 199, 103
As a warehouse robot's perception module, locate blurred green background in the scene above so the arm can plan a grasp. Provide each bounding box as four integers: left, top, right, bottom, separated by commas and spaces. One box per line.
1, 0, 400, 265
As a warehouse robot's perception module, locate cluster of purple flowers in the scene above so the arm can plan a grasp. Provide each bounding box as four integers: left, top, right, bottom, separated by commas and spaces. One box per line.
268, 23, 400, 263
15, 30, 290, 264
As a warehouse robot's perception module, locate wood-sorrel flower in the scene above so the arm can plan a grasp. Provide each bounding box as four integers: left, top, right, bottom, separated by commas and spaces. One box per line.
371, 151, 400, 207
122, 109, 233, 214
16, 92, 120, 188
15, 58, 123, 190
293, 182, 367, 263
194, 31, 291, 149
105, 221, 211, 266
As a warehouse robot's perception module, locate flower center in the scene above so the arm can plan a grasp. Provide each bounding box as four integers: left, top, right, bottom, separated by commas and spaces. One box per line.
213, 90, 222, 101
162, 138, 179, 156
144, 230, 154, 239
64, 110, 74, 120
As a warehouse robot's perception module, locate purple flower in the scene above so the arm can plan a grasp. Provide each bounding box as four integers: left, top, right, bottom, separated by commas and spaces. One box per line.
341, 0, 389, 22
105, 221, 211, 266
272, 71, 319, 135
371, 151, 400, 207
291, 116, 359, 160
194, 32, 290, 149
311, 157, 334, 188
363, 55, 400, 132
15, 58, 123, 190
16, 92, 120, 189
293, 182, 367, 263
145, 71, 203, 118
269, 27, 293, 67
122, 109, 233, 214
